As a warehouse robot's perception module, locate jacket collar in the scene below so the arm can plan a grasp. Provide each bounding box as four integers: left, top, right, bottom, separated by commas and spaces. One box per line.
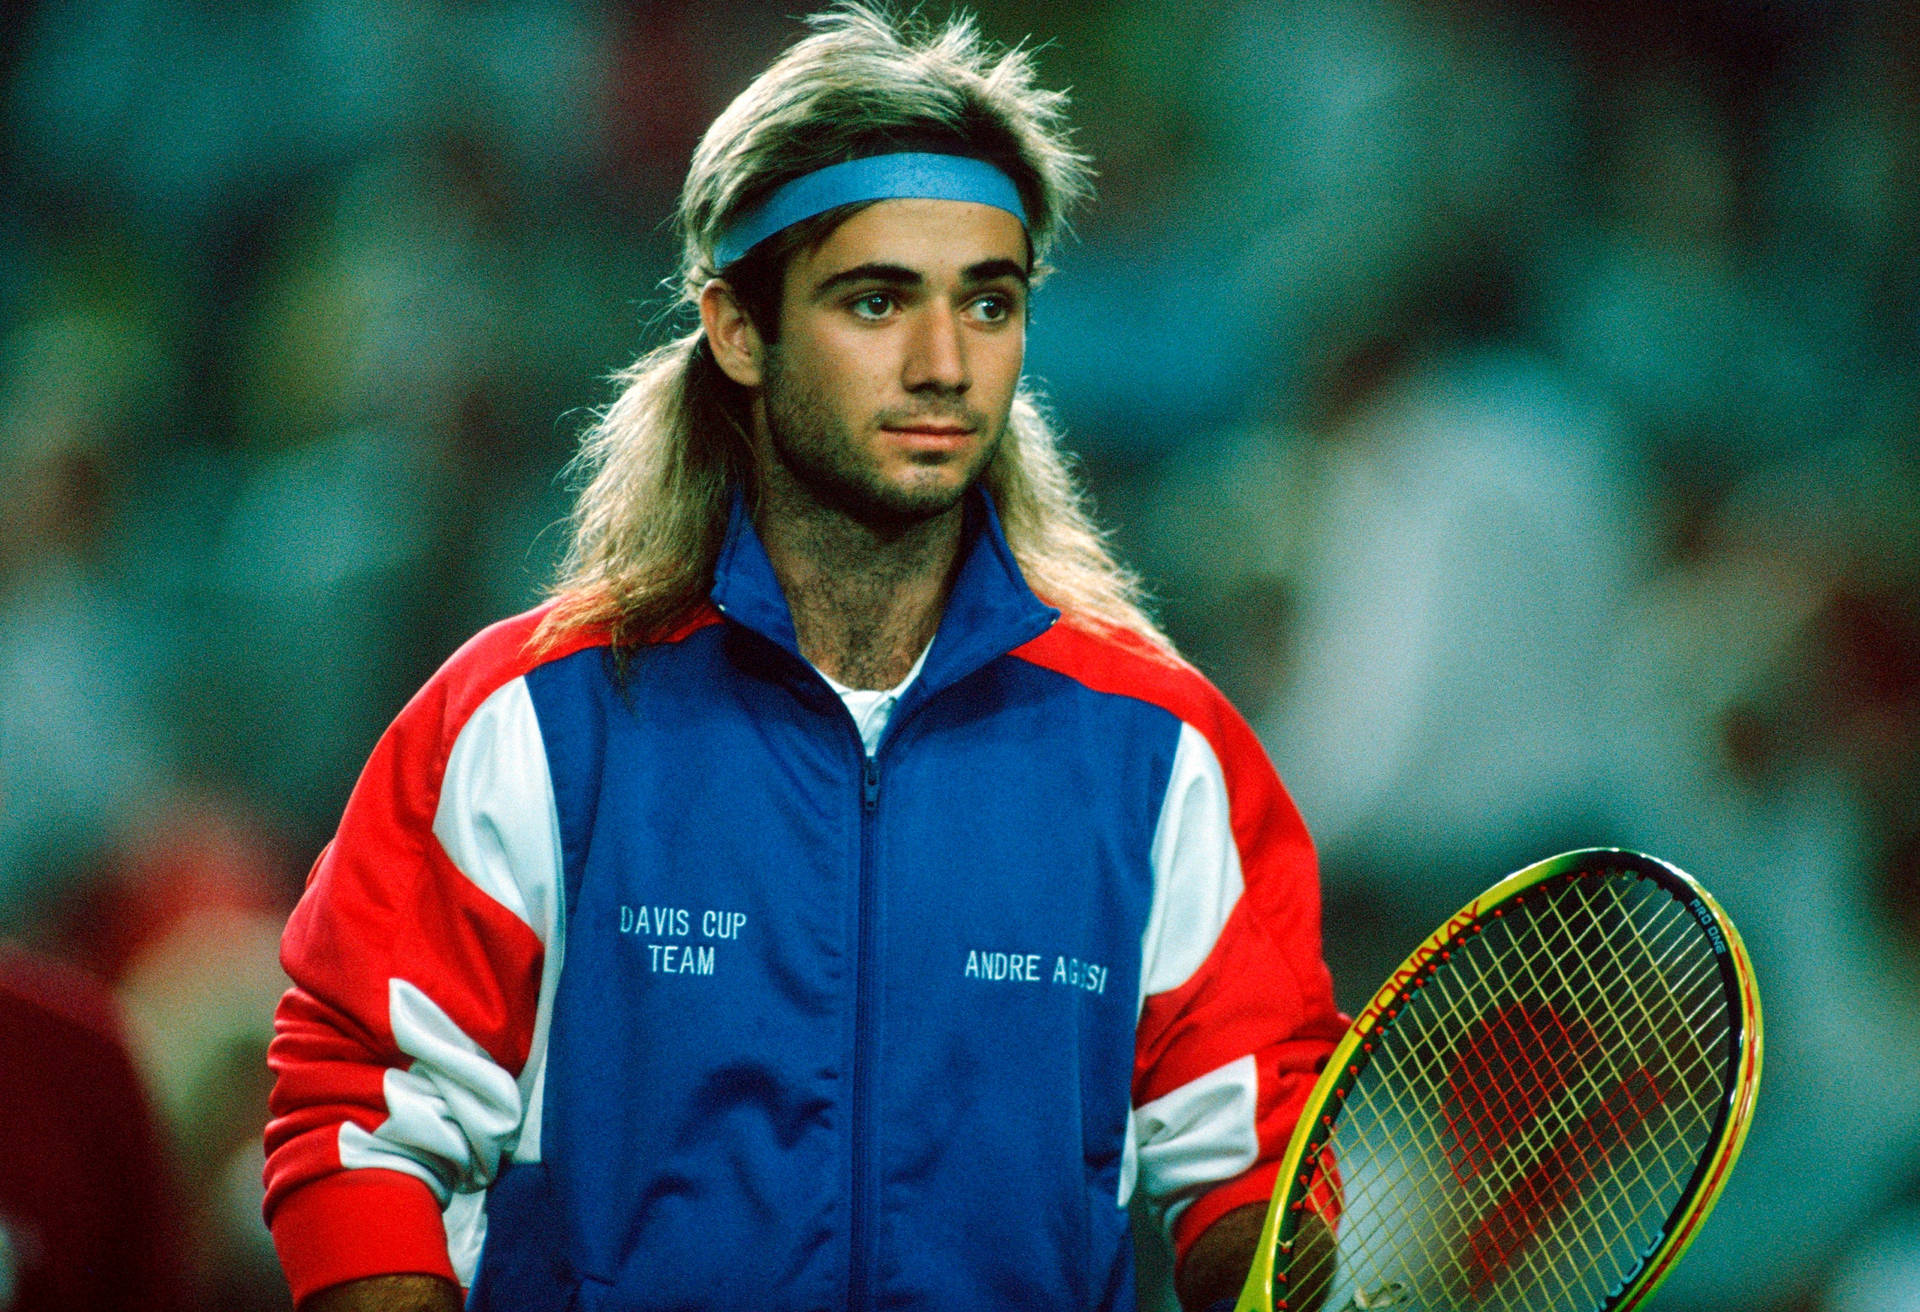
709, 486, 1059, 701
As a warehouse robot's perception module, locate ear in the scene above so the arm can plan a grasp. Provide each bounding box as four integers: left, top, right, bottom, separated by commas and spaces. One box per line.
700, 279, 765, 389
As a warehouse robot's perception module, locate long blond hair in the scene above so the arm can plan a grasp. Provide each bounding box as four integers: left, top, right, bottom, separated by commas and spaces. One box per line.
538, 4, 1171, 656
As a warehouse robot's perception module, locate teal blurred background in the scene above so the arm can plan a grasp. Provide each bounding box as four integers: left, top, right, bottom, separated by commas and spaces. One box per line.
1, 1, 1916, 1308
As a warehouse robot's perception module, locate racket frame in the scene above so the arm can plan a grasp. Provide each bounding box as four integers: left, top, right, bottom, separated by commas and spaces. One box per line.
1231, 848, 1763, 1312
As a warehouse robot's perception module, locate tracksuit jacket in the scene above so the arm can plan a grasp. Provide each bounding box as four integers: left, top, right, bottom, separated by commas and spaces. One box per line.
263, 491, 1345, 1311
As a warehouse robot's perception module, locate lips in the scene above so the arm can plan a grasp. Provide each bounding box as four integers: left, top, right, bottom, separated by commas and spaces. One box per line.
879, 415, 979, 455
882, 426, 975, 461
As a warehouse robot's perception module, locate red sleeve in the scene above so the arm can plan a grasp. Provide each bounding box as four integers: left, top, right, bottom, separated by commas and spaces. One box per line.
1143, 692, 1345, 1257
262, 608, 595, 1304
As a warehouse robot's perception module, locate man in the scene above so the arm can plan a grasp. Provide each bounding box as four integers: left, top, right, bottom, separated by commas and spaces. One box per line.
263, 6, 1345, 1310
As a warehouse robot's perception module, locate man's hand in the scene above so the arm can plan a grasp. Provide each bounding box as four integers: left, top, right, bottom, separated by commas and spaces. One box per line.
300, 1275, 463, 1312
1176, 1202, 1335, 1312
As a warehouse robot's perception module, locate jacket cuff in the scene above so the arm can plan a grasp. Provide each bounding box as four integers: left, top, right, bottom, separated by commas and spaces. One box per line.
1172, 1160, 1281, 1262
269, 1169, 456, 1306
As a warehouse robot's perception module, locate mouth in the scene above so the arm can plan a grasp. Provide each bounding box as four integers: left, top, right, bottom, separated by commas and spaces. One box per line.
880, 419, 976, 436
879, 419, 979, 454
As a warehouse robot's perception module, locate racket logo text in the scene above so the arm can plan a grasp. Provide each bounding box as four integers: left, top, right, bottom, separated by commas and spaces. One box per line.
1688, 899, 1727, 955
1356, 905, 1479, 1028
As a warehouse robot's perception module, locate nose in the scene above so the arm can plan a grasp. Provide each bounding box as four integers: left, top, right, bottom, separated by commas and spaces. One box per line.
902, 303, 969, 394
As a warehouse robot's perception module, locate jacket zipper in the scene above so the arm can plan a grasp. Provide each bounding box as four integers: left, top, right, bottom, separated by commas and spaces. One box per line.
849, 747, 882, 1311
843, 682, 942, 1310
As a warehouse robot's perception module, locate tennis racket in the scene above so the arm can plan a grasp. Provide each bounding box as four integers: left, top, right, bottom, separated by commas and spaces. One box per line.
1232, 848, 1762, 1312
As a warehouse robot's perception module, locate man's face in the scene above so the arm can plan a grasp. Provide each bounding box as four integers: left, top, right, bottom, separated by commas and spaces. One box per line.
755, 198, 1029, 527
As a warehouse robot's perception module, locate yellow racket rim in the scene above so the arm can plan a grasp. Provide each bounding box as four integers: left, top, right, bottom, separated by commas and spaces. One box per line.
1614, 875, 1762, 1312
1232, 849, 1763, 1312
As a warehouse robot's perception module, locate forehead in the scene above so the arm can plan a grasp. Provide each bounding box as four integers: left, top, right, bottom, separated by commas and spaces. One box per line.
794, 198, 1028, 284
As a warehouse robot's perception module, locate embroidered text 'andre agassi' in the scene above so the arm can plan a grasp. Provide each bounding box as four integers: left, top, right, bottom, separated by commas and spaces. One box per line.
963, 949, 1109, 994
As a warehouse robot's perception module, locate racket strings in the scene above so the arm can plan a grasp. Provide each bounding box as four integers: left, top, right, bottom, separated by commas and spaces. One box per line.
1426, 893, 1713, 1302
1276, 872, 1735, 1312
1443, 883, 1720, 1306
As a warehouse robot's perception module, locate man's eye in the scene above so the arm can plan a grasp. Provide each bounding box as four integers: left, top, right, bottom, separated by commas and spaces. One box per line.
850, 293, 895, 320
970, 294, 1015, 323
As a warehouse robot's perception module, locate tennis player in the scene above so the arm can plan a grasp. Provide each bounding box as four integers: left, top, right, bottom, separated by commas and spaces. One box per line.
263, 6, 1344, 1310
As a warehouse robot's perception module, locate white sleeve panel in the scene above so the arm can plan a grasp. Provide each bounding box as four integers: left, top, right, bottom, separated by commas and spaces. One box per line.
430, 675, 567, 1165
433, 677, 564, 942
1140, 723, 1246, 1002
1124, 727, 1254, 1211
1127, 1054, 1262, 1219
338, 978, 527, 1200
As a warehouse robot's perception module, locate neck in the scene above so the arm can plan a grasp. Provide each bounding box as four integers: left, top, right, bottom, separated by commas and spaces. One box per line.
751, 478, 965, 691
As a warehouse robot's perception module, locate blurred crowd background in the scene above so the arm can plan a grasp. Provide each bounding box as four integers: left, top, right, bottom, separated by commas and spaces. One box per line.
1, 0, 1916, 1308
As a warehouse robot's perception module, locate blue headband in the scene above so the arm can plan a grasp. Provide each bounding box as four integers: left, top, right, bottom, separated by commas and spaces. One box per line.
712, 152, 1029, 268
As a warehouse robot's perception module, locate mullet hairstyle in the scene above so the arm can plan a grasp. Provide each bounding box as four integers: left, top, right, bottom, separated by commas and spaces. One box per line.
537, 2, 1173, 658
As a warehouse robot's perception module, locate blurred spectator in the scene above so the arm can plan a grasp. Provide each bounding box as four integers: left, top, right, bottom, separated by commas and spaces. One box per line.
48, 799, 296, 1310
1147, 265, 1653, 921
0, 944, 189, 1311
1269, 345, 1648, 907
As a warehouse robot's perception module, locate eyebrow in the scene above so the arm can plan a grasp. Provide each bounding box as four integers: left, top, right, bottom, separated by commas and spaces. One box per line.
811, 257, 1031, 299
961, 257, 1030, 286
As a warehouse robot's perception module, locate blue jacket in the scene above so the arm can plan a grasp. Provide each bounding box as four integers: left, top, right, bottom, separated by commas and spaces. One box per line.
265, 493, 1344, 1311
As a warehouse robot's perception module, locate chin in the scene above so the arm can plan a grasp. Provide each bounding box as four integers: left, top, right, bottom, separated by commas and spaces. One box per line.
859, 486, 971, 527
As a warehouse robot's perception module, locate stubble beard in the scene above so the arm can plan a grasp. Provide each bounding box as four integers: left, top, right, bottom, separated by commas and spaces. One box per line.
758, 346, 1002, 532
